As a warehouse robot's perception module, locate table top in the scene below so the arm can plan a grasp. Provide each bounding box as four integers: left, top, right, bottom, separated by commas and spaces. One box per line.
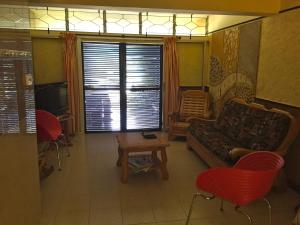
116, 132, 169, 151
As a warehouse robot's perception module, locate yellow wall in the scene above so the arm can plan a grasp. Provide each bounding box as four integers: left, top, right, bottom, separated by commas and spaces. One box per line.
257, 8, 300, 107
281, 0, 300, 10
0, 135, 41, 225
29, 0, 280, 15
32, 36, 205, 87
208, 15, 259, 33
32, 38, 65, 84
177, 42, 204, 86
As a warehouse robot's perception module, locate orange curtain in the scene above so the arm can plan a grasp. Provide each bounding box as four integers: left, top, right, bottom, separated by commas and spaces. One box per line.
61, 32, 80, 134
163, 37, 179, 129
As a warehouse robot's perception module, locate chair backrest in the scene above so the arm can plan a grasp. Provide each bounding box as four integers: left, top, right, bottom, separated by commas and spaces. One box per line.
234, 151, 284, 171
197, 151, 284, 206
36, 110, 62, 141
178, 90, 210, 120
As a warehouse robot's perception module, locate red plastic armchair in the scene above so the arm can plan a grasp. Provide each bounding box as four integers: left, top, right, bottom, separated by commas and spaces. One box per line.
185, 151, 284, 225
36, 110, 70, 170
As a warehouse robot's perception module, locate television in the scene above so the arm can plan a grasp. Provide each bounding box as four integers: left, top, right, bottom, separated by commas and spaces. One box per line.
35, 82, 68, 116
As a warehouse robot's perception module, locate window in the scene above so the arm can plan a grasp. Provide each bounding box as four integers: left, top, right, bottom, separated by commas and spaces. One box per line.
26, 6, 208, 36
82, 42, 162, 132
29, 7, 66, 31
68, 8, 103, 32
0, 6, 29, 29
106, 11, 139, 34
142, 12, 173, 35
176, 14, 206, 36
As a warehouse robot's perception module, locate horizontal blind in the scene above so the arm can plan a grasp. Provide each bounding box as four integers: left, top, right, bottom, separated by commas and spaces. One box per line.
83, 43, 120, 89
82, 42, 120, 131
0, 29, 35, 134
126, 45, 161, 88
126, 44, 161, 130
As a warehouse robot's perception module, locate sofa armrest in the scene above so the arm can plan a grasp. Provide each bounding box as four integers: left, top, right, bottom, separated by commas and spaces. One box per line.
229, 147, 253, 161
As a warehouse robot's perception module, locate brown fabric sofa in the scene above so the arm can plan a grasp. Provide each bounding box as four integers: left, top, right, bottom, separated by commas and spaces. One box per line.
187, 98, 300, 168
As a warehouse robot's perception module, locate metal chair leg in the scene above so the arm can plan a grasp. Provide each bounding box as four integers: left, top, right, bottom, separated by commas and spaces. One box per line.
235, 205, 254, 225
220, 199, 224, 211
263, 198, 272, 225
185, 193, 215, 225
54, 142, 62, 171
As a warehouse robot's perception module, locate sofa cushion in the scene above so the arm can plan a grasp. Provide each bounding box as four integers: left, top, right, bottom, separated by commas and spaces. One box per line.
215, 99, 291, 151
190, 120, 242, 164
238, 108, 290, 150
215, 100, 249, 141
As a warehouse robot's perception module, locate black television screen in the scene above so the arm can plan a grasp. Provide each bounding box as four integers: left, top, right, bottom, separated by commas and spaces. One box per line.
35, 82, 68, 116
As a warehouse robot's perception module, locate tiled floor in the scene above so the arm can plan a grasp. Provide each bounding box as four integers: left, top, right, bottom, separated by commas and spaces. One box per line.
40, 133, 300, 225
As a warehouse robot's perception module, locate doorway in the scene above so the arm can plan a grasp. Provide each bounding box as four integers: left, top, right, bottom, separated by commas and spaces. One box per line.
82, 42, 163, 132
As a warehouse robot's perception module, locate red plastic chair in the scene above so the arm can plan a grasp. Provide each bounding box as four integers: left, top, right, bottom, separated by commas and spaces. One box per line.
185, 151, 284, 225
36, 110, 69, 170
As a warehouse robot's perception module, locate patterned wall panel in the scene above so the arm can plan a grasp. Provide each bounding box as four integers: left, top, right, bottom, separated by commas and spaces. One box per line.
209, 21, 261, 115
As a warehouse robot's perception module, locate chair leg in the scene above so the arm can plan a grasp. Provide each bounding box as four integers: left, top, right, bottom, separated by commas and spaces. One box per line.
235, 205, 254, 225
185, 193, 215, 225
220, 199, 224, 211
263, 198, 272, 225
185, 193, 198, 225
54, 142, 62, 171
58, 135, 71, 157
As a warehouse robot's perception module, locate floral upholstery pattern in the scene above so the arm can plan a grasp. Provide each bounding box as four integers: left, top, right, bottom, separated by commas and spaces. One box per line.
189, 120, 242, 164
189, 99, 291, 164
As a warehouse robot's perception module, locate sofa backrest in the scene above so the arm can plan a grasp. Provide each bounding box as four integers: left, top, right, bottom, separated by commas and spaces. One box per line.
215, 98, 292, 151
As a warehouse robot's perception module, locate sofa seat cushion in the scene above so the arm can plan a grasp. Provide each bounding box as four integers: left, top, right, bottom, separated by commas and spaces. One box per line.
190, 120, 243, 164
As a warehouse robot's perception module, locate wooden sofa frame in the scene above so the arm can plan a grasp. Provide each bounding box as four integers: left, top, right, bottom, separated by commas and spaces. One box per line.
187, 98, 300, 168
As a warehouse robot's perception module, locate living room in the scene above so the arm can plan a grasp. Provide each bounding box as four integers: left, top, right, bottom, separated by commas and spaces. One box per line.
1, 0, 300, 225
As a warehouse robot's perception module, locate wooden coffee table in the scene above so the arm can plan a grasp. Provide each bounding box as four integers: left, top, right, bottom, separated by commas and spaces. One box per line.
116, 132, 169, 183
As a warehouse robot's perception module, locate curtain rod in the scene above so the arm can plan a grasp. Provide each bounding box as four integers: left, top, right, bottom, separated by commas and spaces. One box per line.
31, 31, 209, 43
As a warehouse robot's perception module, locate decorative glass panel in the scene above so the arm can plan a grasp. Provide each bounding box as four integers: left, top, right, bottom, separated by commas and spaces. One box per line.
106, 11, 139, 34
29, 7, 66, 31
176, 14, 207, 36
142, 12, 173, 35
68, 8, 103, 32
0, 6, 29, 29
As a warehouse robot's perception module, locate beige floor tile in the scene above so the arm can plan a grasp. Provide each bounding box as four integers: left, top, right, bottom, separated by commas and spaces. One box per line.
153, 205, 186, 222
157, 220, 186, 225
54, 210, 89, 225
90, 191, 121, 209
40, 134, 300, 225
89, 207, 122, 225
122, 206, 156, 225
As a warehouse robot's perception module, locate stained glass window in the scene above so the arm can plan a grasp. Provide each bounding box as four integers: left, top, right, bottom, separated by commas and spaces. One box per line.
0, 6, 29, 29
142, 12, 173, 35
176, 14, 207, 36
29, 7, 66, 31
68, 8, 103, 32
106, 11, 139, 34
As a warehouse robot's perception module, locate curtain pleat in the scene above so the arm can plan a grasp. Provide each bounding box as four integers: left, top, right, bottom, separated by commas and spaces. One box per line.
61, 32, 80, 134
163, 37, 179, 129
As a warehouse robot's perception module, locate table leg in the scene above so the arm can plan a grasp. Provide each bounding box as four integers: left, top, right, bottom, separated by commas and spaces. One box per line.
121, 150, 128, 183
160, 148, 169, 180
151, 151, 158, 163
116, 146, 122, 167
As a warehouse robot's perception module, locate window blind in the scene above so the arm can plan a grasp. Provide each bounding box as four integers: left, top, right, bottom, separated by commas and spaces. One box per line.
82, 43, 120, 131
126, 44, 161, 130
82, 42, 162, 132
